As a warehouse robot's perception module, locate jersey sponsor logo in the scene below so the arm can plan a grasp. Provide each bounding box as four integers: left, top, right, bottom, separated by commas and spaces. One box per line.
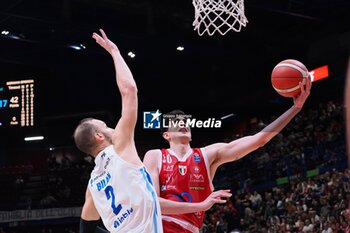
163, 165, 174, 172
167, 185, 177, 190
91, 171, 107, 182
113, 207, 134, 229
190, 174, 204, 183
171, 192, 193, 202
178, 165, 187, 176
189, 186, 205, 190
193, 154, 201, 162
104, 157, 111, 169
161, 185, 166, 192
161, 185, 176, 192
190, 165, 201, 173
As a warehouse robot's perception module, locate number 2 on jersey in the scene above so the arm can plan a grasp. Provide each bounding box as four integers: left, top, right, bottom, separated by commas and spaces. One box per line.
105, 185, 122, 215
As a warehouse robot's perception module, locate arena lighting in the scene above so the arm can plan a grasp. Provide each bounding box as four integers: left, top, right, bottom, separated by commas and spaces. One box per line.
309, 65, 329, 82
220, 113, 235, 120
0, 31, 21, 40
24, 136, 44, 141
67, 44, 86, 50
177, 46, 184, 51
128, 51, 135, 58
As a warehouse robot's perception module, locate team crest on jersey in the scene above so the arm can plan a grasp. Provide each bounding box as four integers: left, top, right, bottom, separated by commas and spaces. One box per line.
178, 165, 187, 175
193, 154, 201, 162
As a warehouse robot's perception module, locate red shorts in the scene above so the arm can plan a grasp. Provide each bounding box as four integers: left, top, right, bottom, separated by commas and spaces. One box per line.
162, 219, 196, 233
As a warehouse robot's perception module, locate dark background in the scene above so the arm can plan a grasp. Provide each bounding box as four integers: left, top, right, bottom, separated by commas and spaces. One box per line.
0, 0, 349, 152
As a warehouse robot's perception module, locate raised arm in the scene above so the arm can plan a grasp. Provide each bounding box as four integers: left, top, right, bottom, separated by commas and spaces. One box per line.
143, 149, 231, 214
92, 29, 137, 151
205, 76, 312, 173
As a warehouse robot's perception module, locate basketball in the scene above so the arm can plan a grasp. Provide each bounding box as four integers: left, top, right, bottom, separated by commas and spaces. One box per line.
271, 59, 309, 98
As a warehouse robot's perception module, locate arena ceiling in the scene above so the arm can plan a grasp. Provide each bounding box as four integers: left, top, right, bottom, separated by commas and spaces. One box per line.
0, 0, 349, 147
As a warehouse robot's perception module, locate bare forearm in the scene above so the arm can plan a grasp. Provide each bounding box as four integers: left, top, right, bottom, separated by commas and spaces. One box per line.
259, 105, 301, 142
111, 50, 137, 94
159, 197, 203, 214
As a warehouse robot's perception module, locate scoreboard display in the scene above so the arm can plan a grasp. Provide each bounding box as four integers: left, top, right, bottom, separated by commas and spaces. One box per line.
0, 79, 35, 127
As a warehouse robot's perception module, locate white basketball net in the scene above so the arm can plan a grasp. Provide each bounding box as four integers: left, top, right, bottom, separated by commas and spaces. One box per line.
192, 0, 248, 36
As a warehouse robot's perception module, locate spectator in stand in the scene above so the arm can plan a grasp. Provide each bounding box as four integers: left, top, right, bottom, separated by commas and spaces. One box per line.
39, 192, 58, 208
47, 154, 58, 171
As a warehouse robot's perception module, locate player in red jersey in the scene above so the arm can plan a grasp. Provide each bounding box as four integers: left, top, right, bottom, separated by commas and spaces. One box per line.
143, 78, 311, 232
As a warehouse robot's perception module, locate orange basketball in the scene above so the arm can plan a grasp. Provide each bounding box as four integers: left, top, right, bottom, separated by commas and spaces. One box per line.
271, 59, 309, 97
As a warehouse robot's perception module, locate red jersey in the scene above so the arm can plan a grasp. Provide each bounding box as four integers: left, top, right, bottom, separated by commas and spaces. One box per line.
159, 148, 213, 231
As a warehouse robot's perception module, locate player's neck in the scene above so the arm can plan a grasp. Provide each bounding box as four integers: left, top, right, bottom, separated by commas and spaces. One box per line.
169, 142, 191, 158
92, 141, 111, 157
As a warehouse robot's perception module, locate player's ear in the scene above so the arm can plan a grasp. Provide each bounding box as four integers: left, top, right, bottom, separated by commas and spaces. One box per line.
94, 132, 105, 142
162, 131, 170, 141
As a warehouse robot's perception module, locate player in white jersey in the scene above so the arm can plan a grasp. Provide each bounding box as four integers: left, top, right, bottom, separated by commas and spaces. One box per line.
74, 29, 163, 233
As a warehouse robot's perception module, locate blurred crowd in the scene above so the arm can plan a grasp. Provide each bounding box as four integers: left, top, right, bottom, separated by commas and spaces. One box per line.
203, 168, 350, 233
214, 101, 346, 192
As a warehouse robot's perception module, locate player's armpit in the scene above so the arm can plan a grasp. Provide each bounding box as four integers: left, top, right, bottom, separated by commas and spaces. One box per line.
143, 149, 161, 196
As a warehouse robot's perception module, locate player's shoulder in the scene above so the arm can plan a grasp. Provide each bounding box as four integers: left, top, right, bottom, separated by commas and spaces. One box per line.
144, 149, 162, 157
192, 147, 202, 151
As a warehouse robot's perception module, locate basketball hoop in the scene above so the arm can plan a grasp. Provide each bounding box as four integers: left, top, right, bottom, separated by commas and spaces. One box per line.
192, 0, 248, 36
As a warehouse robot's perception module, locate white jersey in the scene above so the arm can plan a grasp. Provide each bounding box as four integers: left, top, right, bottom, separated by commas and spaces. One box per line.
88, 145, 163, 233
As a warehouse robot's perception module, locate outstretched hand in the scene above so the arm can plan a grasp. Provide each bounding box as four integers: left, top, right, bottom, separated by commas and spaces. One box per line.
201, 189, 232, 211
92, 29, 119, 55
293, 75, 312, 108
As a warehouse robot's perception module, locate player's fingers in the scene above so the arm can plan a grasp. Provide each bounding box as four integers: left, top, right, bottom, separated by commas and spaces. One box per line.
214, 189, 231, 193
218, 192, 232, 198
212, 190, 230, 197
214, 199, 227, 204
300, 81, 306, 94
92, 33, 103, 42
100, 29, 108, 40
212, 190, 232, 199
306, 76, 312, 92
